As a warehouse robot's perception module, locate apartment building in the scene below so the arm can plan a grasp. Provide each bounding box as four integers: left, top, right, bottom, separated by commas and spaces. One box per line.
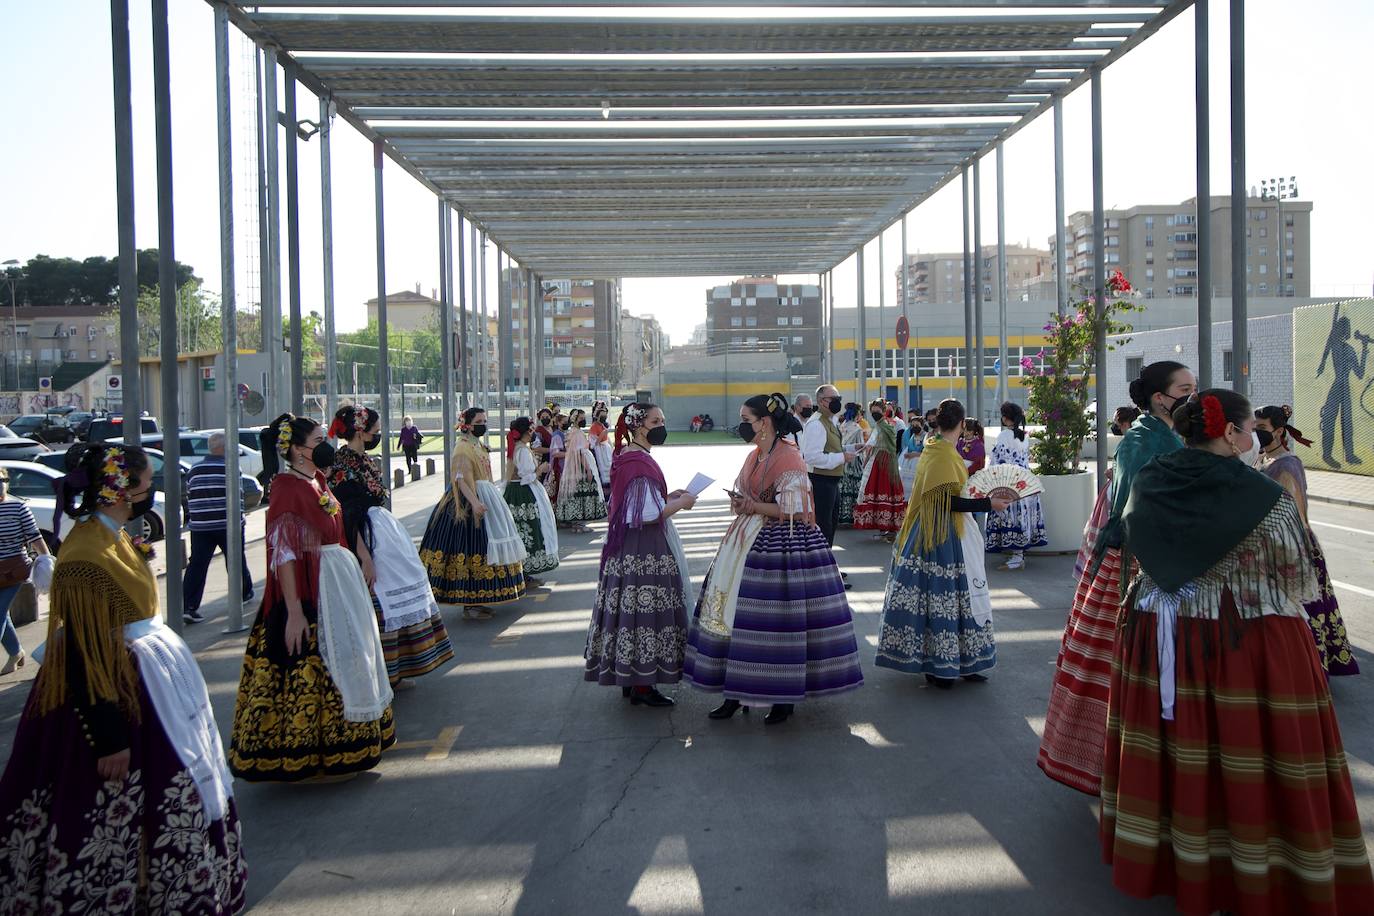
705, 277, 823, 375
499, 274, 622, 393
898, 245, 1053, 308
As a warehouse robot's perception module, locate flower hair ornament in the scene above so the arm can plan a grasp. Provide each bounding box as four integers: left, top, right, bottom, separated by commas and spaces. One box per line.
98, 447, 132, 507
764, 394, 784, 415
1201, 394, 1228, 440
622, 403, 650, 431
277, 414, 297, 457
327, 405, 370, 440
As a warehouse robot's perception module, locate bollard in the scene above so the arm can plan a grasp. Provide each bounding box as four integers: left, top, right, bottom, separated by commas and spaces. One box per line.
394, 468, 406, 489
425, 458, 436, 477
9, 583, 37, 626
409, 465, 421, 482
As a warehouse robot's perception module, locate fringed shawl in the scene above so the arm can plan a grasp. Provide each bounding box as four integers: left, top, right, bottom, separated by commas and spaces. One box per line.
874, 420, 902, 487
446, 433, 493, 521
603, 449, 667, 559
33, 516, 158, 719
896, 436, 968, 553
737, 439, 814, 525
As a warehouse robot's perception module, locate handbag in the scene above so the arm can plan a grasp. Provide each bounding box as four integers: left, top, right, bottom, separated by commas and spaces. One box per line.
0, 554, 32, 590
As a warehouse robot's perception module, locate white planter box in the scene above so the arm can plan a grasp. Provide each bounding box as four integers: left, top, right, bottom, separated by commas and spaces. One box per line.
1031, 471, 1096, 554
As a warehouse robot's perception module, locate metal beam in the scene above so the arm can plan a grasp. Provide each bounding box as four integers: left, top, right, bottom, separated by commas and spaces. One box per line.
213, 1, 246, 634
111, 0, 141, 451
152, 0, 185, 632
263, 48, 283, 418
878, 225, 886, 405
900, 211, 911, 408
283, 61, 304, 414
304, 52, 1106, 71
245, 0, 1167, 7
352, 103, 1039, 122
1091, 69, 1108, 481
373, 140, 392, 503
1229, 0, 1246, 397
1196, 0, 1212, 388
320, 94, 338, 429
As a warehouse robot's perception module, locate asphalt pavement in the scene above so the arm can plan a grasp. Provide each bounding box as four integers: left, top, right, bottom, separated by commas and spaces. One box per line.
0, 442, 1371, 915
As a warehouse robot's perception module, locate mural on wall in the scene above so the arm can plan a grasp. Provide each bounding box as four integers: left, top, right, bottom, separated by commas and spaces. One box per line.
1293, 299, 1374, 475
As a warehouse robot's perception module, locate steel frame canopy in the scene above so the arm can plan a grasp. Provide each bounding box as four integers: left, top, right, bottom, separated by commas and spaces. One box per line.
225, 0, 1191, 278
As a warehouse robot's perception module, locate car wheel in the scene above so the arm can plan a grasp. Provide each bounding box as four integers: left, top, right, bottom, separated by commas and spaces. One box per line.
142, 512, 165, 543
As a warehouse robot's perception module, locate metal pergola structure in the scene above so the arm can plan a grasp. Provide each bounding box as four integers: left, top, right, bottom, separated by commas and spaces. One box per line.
111, 0, 1250, 631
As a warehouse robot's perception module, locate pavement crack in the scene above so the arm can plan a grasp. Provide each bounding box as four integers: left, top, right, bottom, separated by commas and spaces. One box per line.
568, 736, 663, 856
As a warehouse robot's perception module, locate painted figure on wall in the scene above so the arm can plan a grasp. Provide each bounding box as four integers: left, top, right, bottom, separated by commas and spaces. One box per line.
1317, 306, 1370, 468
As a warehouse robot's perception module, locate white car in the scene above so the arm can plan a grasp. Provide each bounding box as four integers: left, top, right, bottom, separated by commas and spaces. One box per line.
190, 429, 266, 480
0, 460, 171, 546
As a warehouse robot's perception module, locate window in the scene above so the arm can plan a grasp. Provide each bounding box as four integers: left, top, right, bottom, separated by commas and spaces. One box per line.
1145, 216, 1155, 228
793, 336, 804, 345
792, 316, 803, 326
1259, 263, 1267, 275
1259, 227, 1268, 238
1222, 348, 1252, 382
730, 317, 742, 328
1167, 268, 1175, 279
1145, 268, 1154, 280
68, 326, 77, 337
730, 297, 741, 307
745, 316, 757, 327
777, 317, 788, 326
1286, 230, 1294, 242
1145, 252, 1154, 265
89, 349, 98, 359
1257, 208, 1268, 220
1258, 246, 1268, 258
1166, 215, 1175, 227
1145, 234, 1153, 247
1259, 283, 1268, 294
15, 326, 28, 338
1144, 287, 1154, 299
1126, 356, 1143, 382
745, 297, 756, 307
1106, 236, 1120, 247
778, 336, 788, 347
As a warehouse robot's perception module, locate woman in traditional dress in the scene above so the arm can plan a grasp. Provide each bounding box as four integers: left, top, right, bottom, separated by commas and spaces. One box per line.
544, 414, 567, 504
875, 399, 1011, 689
853, 400, 905, 538
418, 407, 527, 621
897, 414, 925, 498
0, 443, 246, 912
1102, 389, 1373, 913
584, 403, 697, 707
1037, 360, 1194, 794
1254, 404, 1359, 676
983, 402, 1046, 570
328, 405, 453, 687
684, 393, 864, 725
836, 402, 867, 526
503, 416, 560, 582
554, 408, 608, 532
958, 418, 986, 473
230, 414, 393, 781
589, 401, 614, 500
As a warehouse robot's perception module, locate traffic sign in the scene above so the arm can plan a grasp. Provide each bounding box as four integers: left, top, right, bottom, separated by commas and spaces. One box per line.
106, 375, 122, 391
895, 316, 910, 350
37, 377, 52, 392
201, 366, 216, 392
237, 382, 250, 400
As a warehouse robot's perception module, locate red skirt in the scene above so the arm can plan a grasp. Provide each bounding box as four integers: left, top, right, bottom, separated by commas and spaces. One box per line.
1101, 602, 1374, 915
1038, 545, 1127, 795
853, 452, 905, 532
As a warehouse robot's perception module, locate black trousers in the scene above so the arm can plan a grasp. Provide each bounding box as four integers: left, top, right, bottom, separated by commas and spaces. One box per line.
809, 473, 841, 548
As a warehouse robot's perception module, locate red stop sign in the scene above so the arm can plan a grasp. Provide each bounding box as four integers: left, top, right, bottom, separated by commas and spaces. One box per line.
895, 316, 911, 350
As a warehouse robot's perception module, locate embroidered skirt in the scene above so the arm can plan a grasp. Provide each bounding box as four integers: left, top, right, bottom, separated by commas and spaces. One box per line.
373, 594, 454, 682
0, 669, 247, 915
229, 597, 396, 782
1101, 607, 1373, 914
583, 523, 689, 687
985, 492, 1048, 552
1037, 545, 1126, 795
1305, 529, 1359, 677
684, 521, 864, 703
417, 490, 526, 606
555, 475, 608, 524
503, 480, 560, 574
853, 452, 906, 532
837, 455, 863, 525
875, 519, 996, 678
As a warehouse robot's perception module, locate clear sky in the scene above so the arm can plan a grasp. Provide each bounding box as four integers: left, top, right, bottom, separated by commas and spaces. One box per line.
2, 2, 1370, 348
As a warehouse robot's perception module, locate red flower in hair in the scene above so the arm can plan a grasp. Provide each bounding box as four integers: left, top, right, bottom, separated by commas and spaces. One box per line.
1202, 394, 1228, 439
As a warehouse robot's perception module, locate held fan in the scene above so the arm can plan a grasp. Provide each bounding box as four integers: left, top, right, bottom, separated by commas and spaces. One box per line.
964, 465, 1043, 501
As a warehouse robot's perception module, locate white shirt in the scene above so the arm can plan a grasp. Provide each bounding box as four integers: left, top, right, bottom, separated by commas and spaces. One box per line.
800, 412, 848, 473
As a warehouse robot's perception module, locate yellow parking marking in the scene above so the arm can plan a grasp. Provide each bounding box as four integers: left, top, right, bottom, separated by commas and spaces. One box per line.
390, 725, 463, 761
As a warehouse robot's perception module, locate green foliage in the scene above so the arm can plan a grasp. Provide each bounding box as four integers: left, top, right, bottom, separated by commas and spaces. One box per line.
3, 250, 197, 306
1023, 273, 1142, 476
136, 279, 224, 356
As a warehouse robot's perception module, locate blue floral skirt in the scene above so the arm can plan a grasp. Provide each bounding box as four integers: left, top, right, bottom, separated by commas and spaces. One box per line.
985, 493, 1047, 552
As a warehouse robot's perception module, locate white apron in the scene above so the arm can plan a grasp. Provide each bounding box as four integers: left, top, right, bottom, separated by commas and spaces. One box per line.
316, 544, 393, 722
960, 514, 993, 627
367, 506, 441, 632
476, 480, 528, 567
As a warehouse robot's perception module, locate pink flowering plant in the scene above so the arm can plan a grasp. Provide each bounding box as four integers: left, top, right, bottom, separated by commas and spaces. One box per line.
1021, 270, 1142, 475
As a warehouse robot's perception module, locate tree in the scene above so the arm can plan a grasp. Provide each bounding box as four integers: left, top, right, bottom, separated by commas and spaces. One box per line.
135, 279, 223, 357
4, 251, 197, 306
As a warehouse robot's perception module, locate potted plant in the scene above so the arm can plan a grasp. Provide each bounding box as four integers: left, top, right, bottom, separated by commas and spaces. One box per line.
1021, 270, 1141, 551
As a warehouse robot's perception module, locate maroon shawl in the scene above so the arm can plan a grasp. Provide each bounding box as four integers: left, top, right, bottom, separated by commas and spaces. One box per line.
602, 448, 667, 559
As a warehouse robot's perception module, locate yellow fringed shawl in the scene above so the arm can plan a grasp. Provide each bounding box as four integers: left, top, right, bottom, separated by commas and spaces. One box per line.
895, 436, 968, 553
446, 433, 494, 521
33, 516, 159, 719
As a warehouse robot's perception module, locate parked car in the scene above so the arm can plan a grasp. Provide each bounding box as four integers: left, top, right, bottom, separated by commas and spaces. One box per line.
33, 448, 263, 514
140, 433, 264, 482
0, 426, 53, 460
0, 460, 170, 545
190, 429, 266, 480
7, 413, 75, 445
86, 415, 160, 442
67, 410, 100, 439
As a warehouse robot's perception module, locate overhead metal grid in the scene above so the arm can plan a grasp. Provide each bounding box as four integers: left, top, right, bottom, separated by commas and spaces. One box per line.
227, 1, 1189, 277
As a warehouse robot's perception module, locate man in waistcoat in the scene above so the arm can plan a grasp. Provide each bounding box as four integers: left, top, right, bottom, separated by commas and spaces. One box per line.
802, 384, 857, 587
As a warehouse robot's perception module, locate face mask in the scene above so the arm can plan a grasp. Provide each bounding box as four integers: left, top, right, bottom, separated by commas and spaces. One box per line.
311, 441, 337, 470
540, 417, 551, 427
364, 433, 381, 451
471, 424, 488, 439
738, 421, 757, 443
646, 426, 668, 447
576, 419, 586, 428
1255, 428, 1275, 452
871, 412, 883, 422
129, 488, 155, 519
824, 398, 841, 415
800, 406, 815, 419
1234, 427, 1262, 467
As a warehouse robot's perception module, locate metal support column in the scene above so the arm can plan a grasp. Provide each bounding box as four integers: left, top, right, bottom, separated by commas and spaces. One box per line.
282, 61, 302, 414
151, 0, 185, 632
439, 200, 454, 485
456, 213, 470, 405
962, 167, 975, 407
496, 248, 510, 408
320, 95, 337, 428
1054, 97, 1069, 319
878, 229, 886, 405
477, 229, 488, 407
856, 246, 867, 406
996, 142, 1009, 409
263, 48, 281, 418
1091, 69, 1109, 481
253, 50, 270, 413
1229, 0, 1247, 396
213, 3, 245, 633
973, 157, 985, 422
111, 0, 141, 444
524, 266, 535, 409
1196, 0, 1213, 388
372, 140, 392, 503
901, 213, 911, 408
826, 270, 835, 383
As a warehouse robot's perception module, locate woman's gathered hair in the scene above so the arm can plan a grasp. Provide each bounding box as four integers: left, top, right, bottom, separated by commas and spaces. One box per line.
1172, 388, 1252, 445
1000, 401, 1027, 441
933, 398, 965, 432
61, 442, 151, 520
1128, 360, 1188, 411
744, 392, 802, 436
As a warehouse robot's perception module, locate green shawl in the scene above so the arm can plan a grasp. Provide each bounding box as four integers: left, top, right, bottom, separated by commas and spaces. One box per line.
874, 420, 902, 487
895, 436, 967, 553
1122, 448, 1283, 593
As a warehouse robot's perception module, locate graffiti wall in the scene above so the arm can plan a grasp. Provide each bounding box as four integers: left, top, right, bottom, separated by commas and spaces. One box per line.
1292, 298, 1374, 476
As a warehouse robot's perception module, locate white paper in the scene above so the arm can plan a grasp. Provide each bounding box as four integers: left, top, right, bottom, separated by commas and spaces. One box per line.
685, 472, 715, 497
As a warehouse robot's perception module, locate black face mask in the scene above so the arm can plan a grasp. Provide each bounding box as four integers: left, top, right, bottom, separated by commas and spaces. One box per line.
823, 398, 841, 415
311, 441, 337, 470
471, 424, 488, 439
800, 406, 815, 419
1255, 428, 1275, 450
364, 433, 381, 451
646, 426, 668, 447
540, 417, 551, 427
871, 412, 884, 422
576, 419, 586, 428
738, 421, 757, 443
129, 488, 155, 519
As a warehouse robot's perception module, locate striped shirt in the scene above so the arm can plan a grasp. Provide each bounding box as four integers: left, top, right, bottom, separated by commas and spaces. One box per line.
0, 499, 40, 559
186, 456, 242, 532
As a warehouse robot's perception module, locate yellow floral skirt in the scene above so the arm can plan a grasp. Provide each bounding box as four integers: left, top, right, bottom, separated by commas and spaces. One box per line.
418, 489, 526, 605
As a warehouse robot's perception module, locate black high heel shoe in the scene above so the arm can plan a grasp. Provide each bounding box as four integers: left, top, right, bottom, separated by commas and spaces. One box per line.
708, 699, 743, 720
764, 703, 793, 725
622, 686, 632, 699
925, 674, 954, 690
630, 688, 675, 708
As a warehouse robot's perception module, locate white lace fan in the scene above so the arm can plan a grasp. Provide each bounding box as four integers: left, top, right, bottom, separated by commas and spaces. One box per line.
964, 465, 1043, 501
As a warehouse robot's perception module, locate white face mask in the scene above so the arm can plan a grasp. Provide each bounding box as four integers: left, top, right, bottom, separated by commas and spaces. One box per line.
1235, 427, 1263, 467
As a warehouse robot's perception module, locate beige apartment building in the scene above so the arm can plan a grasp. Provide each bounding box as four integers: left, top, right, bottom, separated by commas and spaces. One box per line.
1051, 195, 1312, 300
899, 245, 1053, 308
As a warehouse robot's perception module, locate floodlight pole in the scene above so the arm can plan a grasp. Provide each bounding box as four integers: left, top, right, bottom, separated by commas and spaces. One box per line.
110, 0, 142, 440
1230, 0, 1248, 397
962, 166, 974, 408
1091, 69, 1109, 482
1196, 0, 1213, 388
